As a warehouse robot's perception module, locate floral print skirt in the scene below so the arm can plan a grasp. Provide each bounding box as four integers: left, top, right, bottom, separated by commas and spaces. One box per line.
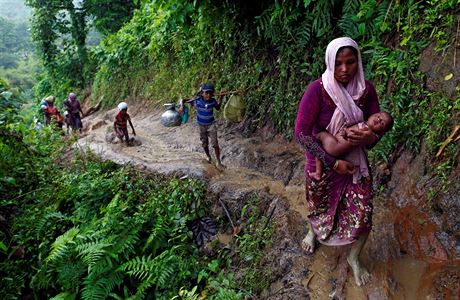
306, 172, 373, 246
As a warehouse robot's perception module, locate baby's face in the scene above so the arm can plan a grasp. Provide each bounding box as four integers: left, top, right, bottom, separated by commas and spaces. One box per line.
368, 112, 391, 134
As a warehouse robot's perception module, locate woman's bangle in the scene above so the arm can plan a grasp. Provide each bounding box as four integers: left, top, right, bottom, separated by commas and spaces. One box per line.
333, 160, 339, 171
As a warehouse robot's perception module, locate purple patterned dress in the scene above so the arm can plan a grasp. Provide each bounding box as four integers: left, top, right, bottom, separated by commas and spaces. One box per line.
294, 79, 380, 246
64, 98, 82, 130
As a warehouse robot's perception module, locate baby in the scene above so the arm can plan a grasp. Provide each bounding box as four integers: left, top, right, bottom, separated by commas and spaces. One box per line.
312, 111, 393, 180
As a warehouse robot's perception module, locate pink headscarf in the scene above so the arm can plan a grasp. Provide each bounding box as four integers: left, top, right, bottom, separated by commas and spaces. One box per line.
321, 37, 369, 183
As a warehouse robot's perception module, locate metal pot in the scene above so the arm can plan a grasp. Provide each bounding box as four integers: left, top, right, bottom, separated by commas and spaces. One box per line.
161, 103, 182, 127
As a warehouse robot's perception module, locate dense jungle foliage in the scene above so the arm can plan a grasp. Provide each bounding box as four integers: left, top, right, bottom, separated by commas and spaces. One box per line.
1, 80, 254, 299
1, 0, 459, 299
30, 0, 459, 167
0, 0, 40, 91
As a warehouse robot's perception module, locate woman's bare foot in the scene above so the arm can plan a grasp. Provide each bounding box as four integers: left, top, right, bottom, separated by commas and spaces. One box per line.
347, 256, 371, 286
302, 229, 316, 253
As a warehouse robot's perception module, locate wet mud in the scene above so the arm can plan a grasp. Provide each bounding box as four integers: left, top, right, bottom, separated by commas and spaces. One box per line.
79, 105, 459, 299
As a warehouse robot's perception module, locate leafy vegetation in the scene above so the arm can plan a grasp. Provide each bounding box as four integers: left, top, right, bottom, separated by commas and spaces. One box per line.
26, 0, 139, 99
0, 12, 40, 91
86, 0, 460, 168
24, 0, 459, 169
4, 0, 459, 298
234, 193, 275, 294
0, 79, 244, 299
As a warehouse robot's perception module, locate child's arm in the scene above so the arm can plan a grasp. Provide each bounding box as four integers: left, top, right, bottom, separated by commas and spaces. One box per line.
128, 117, 136, 136
179, 99, 184, 113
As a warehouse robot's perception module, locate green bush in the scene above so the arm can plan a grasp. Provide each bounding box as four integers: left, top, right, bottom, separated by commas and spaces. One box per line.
0, 78, 243, 299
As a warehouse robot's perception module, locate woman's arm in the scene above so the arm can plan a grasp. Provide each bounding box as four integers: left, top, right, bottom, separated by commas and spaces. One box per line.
294, 81, 337, 170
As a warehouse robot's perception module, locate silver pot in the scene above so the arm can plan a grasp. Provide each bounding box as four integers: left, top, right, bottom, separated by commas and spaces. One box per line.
161, 103, 182, 127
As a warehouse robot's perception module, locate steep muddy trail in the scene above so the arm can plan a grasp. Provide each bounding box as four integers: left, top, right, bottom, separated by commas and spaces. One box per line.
78, 103, 459, 299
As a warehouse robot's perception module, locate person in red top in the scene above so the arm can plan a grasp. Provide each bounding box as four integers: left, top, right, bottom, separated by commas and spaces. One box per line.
114, 102, 136, 145
43, 96, 64, 128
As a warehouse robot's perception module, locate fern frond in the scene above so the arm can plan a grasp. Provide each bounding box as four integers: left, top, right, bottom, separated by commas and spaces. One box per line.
295, 19, 312, 49
122, 255, 153, 280
122, 248, 184, 296
45, 227, 79, 264
76, 240, 112, 272
143, 215, 169, 253
81, 270, 123, 300
81, 282, 107, 300
56, 261, 86, 290
35, 211, 70, 239
49, 292, 77, 300
109, 228, 140, 259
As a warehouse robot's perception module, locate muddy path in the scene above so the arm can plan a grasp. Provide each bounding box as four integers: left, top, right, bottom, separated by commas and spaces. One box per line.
78, 103, 459, 299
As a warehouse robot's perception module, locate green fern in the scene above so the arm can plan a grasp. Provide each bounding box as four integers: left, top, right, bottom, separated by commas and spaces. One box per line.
122, 248, 183, 296
49, 292, 77, 300
295, 19, 312, 49
45, 227, 79, 264
35, 211, 71, 239
310, 0, 334, 37
76, 240, 112, 272
56, 261, 86, 290
81, 267, 124, 300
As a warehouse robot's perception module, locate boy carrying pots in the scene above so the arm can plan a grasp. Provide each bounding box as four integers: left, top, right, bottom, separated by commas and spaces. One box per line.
183, 83, 225, 169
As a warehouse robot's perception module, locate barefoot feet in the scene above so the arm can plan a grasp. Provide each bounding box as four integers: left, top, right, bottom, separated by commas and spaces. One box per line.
302, 229, 316, 253
347, 256, 371, 286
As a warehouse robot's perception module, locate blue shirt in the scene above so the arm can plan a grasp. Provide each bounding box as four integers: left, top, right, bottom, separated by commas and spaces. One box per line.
190, 97, 220, 126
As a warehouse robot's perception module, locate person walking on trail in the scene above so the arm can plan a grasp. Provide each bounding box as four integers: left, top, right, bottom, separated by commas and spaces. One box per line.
294, 37, 382, 287
39, 97, 49, 124
42, 96, 64, 128
63, 92, 83, 133
183, 83, 225, 169
114, 102, 136, 146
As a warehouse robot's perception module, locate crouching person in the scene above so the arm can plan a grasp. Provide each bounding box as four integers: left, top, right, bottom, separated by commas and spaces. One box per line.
43, 96, 64, 129
114, 102, 136, 146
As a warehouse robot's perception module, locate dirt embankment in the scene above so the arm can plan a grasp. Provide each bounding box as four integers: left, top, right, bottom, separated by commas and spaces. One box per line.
77, 94, 459, 299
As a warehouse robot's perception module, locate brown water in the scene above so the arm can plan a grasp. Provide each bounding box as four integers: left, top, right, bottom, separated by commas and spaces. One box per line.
78, 106, 458, 299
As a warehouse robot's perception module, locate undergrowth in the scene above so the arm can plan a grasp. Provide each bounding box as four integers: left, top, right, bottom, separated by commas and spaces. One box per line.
0, 80, 244, 299
234, 193, 275, 295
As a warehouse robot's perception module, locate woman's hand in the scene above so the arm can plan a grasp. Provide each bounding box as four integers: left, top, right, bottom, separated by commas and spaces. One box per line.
346, 127, 376, 146
334, 160, 355, 175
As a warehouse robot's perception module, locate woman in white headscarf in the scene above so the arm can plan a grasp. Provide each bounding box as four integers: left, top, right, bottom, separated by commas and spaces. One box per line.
294, 37, 381, 286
